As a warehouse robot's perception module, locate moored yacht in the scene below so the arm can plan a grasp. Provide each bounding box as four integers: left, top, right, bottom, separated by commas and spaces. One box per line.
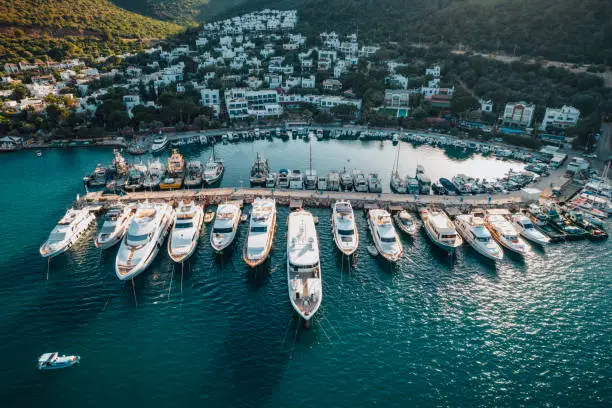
142, 160, 165, 190
393, 210, 418, 235
124, 164, 147, 192
277, 169, 290, 188
454, 212, 503, 261
159, 149, 185, 190
151, 135, 169, 153
243, 198, 276, 267
210, 202, 241, 253
249, 153, 269, 186
332, 201, 359, 256
316, 175, 328, 190
368, 209, 402, 262
287, 209, 322, 321
340, 169, 353, 191
202, 148, 224, 186
390, 170, 407, 193
184, 161, 203, 188
327, 171, 340, 191
94, 205, 135, 249
168, 200, 204, 263
304, 169, 318, 190
419, 208, 463, 253
289, 169, 304, 189
510, 213, 551, 246
353, 170, 368, 192
485, 213, 530, 255
115, 201, 174, 280
266, 172, 277, 188
368, 172, 382, 193
40, 209, 96, 258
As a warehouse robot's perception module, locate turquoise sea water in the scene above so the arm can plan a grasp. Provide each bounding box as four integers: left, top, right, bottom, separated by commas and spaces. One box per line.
0, 140, 610, 407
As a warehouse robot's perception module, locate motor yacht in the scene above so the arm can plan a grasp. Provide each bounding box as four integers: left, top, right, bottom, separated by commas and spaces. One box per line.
168, 200, 204, 263
316, 176, 328, 190
40, 209, 95, 258
210, 202, 241, 253
454, 212, 503, 261
485, 213, 530, 255
266, 172, 277, 188
289, 169, 304, 189
368, 172, 382, 193
353, 170, 368, 192
340, 170, 353, 191
332, 201, 359, 256
94, 205, 135, 249
84, 164, 108, 189
368, 209, 402, 262
304, 169, 318, 190
184, 161, 203, 188
510, 213, 551, 246
142, 160, 165, 190
115, 201, 174, 280
159, 149, 185, 190
202, 148, 224, 186
393, 210, 418, 235
243, 198, 276, 267
124, 163, 147, 192
277, 169, 290, 188
151, 135, 169, 153
327, 171, 341, 191
287, 209, 322, 321
390, 170, 407, 193
419, 208, 463, 254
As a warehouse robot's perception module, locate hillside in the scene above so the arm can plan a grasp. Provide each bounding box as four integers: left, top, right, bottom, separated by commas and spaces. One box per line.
0, 0, 183, 62
111, 0, 246, 25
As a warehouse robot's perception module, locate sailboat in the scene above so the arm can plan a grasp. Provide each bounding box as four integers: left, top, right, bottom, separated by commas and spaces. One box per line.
304, 141, 318, 190
203, 144, 224, 186
390, 142, 407, 193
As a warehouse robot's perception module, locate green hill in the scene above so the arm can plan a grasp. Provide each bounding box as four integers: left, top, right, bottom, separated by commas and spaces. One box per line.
0, 0, 183, 62
110, 0, 246, 25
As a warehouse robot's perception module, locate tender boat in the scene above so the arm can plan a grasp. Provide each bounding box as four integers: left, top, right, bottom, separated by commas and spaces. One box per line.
94, 205, 135, 249
243, 198, 276, 267
210, 202, 241, 253
159, 149, 185, 190
368, 172, 382, 193
249, 153, 269, 186
393, 210, 418, 235
419, 208, 463, 253
340, 169, 353, 191
202, 147, 224, 186
265, 172, 277, 188
332, 201, 359, 256
168, 200, 204, 263
37, 353, 80, 370
184, 161, 203, 188
40, 209, 95, 258
142, 160, 165, 190
287, 209, 322, 321
352, 170, 368, 192
124, 163, 147, 192
317, 176, 328, 190
84, 164, 108, 189
115, 201, 174, 280
289, 169, 304, 189
368, 209, 403, 262
485, 213, 530, 256
304, 169, 318, 190
277, 169, 290, 188
454, 212, 503, 261
151, 135, 169, 153
327, 171, 341, 191
510, 213, 551, 246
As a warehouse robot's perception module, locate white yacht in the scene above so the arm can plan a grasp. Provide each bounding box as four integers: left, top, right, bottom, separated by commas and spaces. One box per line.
115, 202, 174, 280
419, 208, 463, 253
94, 205, 135, 249
277, 169, 290, 188
510, 213, 551, 246
210, 202, 241, 253
454, 212, 504, 261
243, 198, 276, 267
287, 210, 322, 321
289, 169, 304, 189
352, 170, 368, 192
40, 209, 96, 258
393, 210, 418, 235
151, 135, 169, 153
485, 213, 530, 256
368, 209, 403, 262
37, 353, 80, 370
168, 200, 204, 263
304, 169, 318, 190
317, 176, 328, 190
332, 201, 359, 256
202, 147, 224, 185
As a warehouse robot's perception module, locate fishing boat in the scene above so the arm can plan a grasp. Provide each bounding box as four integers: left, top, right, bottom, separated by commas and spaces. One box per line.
454, 211, 503, 261
406, 176, 420, 195
210, 202, 241, 253
416, 168, 431, 195
151, 135, 169, 153
94, 205, 135, 249
393, 210, 418, 235
287, 209, 322, 321
159, 149, 185, 190
184, 161, 203, 188
332, 201, 359, 256
277, 169, 290, 188
353, 170, 368, 192
327, 171, 341, 191
390, 143, 407, 193
266, 172, 277, 188
439, 178, 459, 195
368, 209, 402, 262
168, 200, 204, 263
105, 150, 129, 193
510, 213, 551, 246
419, 208, 463, 254
202, 146, 224, 186
249, 153, 269, 186
115, 201, 174, 280
565, 210, 608, 241
142, 160, 165, 190
40, 209, 96, 258
289, 169, 304, 189
83, 164, 108, 189
243, 198, 276, 267
485, 213, 530, 256
340, 169, 353, 191
317, 175, 328, 190
368, 172, 382, 193
543, 203, 588, 239
37, 353, 80, 370
526, 205, 566, 242
124, 163, 147, 192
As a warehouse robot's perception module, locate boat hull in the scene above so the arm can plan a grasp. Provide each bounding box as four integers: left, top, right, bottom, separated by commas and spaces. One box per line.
422, 222, 459, 254
243, 213, 276, 267
40, 214, 95, 258
367, 217, 402, 262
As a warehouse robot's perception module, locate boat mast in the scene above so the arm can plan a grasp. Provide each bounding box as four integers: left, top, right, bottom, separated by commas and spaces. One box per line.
309, 140, 312, 172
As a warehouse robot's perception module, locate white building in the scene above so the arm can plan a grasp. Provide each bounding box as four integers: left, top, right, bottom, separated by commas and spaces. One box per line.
385, 74, 409, 90
201, 89, 221, 116
301, 75, 316, 89
540, 105, 580, 130
501, 102, 535, 128
425, 65, 441, 78
278, 93, 362, 112
383, 89, 410, 109
479, 99, 493, 113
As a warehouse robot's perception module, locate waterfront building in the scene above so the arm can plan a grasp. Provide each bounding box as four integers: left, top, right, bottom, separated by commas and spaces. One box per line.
201, 89, 221, 116
500, 101, 535, 129
540, 105, 580, 130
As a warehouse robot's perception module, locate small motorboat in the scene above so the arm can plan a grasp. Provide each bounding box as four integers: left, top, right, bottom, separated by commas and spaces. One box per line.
204, 211, 215, 224
366, 245, 379, 257
38, 352, 80, 370
36, 151, 42, 157
394, 210, 418, 235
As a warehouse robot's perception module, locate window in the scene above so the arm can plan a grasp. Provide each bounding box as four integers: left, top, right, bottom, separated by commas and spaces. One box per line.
127, 233, 150, 244
250, 226, 267, 233
338, 229, 354, 236
175, 222, 193, 229
381, 236, 396, 243
213, 227, 233, 234
523, 223, 534, 229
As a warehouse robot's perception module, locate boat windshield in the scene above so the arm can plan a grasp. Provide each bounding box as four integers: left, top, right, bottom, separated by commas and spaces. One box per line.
338, 229, 354, 236
523, 223, 534, 229
250, 226, 267, 233
175, 222, 193, 229
476, 237, 490, 243
213, 227, 233, 234
127, 233, 150, 245
49, 232, 66, 242
380, 236, 396, 243
441, 234, 456, 240
100, 225, 116, 234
